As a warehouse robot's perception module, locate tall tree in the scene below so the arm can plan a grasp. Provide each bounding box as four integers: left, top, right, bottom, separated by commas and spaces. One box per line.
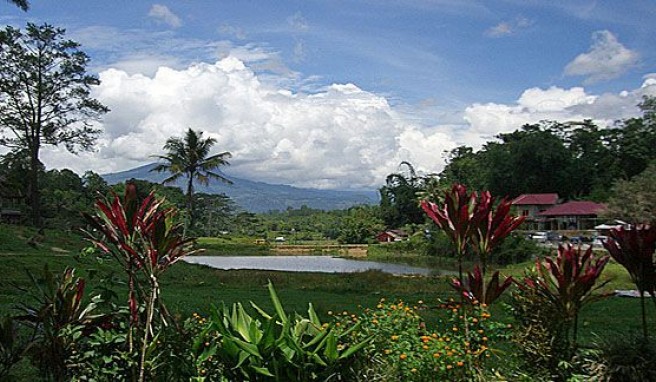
151, 128, 232, 229
379, 161, 425, 228
6, 0, 28, 11
0, 23, 109, 226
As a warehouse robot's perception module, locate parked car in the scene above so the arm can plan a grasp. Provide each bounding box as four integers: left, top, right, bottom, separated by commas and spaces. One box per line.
531, 231, 548, 243
546, 231, 562, 242
568, 236, 584, 244
592, 236, 608, 247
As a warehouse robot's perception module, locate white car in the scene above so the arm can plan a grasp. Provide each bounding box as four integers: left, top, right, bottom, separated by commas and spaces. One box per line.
531, 231, 548, 243
592, 236, 608, 247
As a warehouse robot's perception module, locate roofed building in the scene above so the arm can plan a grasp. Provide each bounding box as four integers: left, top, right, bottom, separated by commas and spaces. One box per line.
538, 201, 606, 230
511, 193, 559, 230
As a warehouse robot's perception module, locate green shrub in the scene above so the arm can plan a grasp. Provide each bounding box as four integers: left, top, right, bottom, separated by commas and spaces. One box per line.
0, 316, 33, 379
332, 298, 509, 381
489, 234, 542, 265
189, 282, 369, 381
577, 335, 656, 382
15, 267, 102, 382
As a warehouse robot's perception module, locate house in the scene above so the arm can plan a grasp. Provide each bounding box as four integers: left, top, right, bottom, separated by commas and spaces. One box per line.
538, 201, 606, 230
511, 193, 559, 230
376, 229, 408, 243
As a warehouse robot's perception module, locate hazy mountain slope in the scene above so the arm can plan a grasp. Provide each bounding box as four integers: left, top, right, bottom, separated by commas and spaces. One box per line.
102, 163, 378, 213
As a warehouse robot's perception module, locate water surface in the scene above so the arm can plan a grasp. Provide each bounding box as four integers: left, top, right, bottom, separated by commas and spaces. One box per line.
184, 255, 436, 276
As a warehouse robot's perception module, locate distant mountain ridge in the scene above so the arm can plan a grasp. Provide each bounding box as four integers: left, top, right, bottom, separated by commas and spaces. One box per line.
101, 163, 379, 213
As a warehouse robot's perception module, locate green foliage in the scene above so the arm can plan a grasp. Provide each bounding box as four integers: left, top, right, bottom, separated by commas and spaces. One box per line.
83, 184, 198, 382
576, 335, 656, 382
337, 205, 384, 244
488, 234, 541, 265
379, 162, 426, 228
331, 298, 509, 381
190, 282, 369, 381
15, 267, 101, 381
151, 128, 232, 230
509, 279, 570, 380
605, 161, 656, 224
511, 246, 610, 381
0, 316, 33, 379
0, 23, 108, 226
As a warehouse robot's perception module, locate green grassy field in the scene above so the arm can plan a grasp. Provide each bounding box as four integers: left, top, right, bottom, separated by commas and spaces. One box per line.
0, 224, 650, 347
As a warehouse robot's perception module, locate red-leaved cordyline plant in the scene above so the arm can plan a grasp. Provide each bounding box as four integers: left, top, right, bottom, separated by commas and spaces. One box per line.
421, 184, 476, 283
83, 183, 198, 382
518, 244, 610, 349
451, 264, 513, 306
470, 191, 525, 275
422, 184, 524, 303
603, 225, 656, 339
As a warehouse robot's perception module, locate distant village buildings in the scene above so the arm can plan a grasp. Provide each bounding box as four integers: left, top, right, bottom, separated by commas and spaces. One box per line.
512, 193, 606, 230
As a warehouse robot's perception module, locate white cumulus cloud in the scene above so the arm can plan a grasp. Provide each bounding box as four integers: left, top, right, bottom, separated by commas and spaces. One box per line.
565, 30, 639, 83
40, 57, 453, 189
148, 4, 182, 28
36, 58, 656, 190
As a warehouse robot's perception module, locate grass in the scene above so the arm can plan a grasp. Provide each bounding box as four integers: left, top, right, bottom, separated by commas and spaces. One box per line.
1, 223, 653, 379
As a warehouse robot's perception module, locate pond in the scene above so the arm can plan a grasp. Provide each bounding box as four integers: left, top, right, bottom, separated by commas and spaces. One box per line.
184, 255, 440, 276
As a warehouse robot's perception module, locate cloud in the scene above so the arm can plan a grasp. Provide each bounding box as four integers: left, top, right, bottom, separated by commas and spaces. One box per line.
287, 12, 309, 31
219, 23, 247, 40
148, 4, 182, 28
461, 80, 656, 148
39, 57, 453, 189
485, 16, 532, 38
564, 30, 639, 83
36, 57, 656, 190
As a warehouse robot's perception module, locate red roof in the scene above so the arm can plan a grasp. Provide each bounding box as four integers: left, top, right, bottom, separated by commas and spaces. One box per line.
538, 201, 606, 217
512, 193, 559, 205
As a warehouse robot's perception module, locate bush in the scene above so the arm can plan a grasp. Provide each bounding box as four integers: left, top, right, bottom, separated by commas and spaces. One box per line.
489, 234, 543, 265
577, 335, 656, 382
188, 282, 369, 381
332, 298, 510, 381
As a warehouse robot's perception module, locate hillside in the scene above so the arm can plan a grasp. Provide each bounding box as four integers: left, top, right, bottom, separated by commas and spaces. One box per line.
102, 163, 378, 213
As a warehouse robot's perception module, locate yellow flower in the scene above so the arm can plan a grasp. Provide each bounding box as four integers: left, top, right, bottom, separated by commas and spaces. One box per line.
399, 353, 407, 360
411, 368, 417, 373
422, 345, 429, 350
457, 361, 464, 367
384, 349, 392, 355
433, 353, 440, 358
391, 335, 399, 341
446, 364, 453, 370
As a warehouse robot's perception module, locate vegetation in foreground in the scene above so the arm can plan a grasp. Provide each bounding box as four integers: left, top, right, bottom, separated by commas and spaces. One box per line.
2, 183, 654, 381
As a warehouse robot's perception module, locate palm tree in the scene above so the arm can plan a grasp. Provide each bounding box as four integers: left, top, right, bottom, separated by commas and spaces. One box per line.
7, 0, 29, 11
151, 128, 232, 229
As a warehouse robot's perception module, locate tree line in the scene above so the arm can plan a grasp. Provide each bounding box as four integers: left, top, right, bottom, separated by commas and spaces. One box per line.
379, 98, 656, 228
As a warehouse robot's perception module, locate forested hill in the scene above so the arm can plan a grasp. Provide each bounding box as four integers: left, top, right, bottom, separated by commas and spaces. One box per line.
102, 163, 378, 213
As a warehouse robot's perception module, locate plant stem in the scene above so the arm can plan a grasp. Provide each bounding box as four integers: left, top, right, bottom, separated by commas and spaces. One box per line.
641, 290, 648, 340
138, 277, 159, 382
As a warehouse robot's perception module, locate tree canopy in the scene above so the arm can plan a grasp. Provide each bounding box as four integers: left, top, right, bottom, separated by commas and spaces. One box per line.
0, 23, 108, 225
151, 128, 232, 229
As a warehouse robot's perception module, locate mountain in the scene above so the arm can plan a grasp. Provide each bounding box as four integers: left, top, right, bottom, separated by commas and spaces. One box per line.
102, 163, 379, 213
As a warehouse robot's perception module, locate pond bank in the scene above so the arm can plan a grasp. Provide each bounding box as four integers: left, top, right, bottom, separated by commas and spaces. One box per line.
271, 244, 368, 257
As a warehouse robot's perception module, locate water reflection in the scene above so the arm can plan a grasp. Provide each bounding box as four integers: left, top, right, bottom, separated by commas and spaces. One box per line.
184, 255, 438, 276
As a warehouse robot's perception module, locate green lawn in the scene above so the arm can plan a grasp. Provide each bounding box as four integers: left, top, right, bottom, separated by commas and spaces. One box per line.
1, 224, 648, 345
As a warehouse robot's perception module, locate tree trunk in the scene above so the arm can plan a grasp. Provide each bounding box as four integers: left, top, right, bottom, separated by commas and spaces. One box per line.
28, 143, 42, 227
186, 173, 194, 230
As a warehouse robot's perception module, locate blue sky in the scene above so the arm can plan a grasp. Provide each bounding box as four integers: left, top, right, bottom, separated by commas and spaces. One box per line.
2, 1, 656, 189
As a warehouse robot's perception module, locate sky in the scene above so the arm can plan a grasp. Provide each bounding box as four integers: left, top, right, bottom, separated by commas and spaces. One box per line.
1, 0, 656, 190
